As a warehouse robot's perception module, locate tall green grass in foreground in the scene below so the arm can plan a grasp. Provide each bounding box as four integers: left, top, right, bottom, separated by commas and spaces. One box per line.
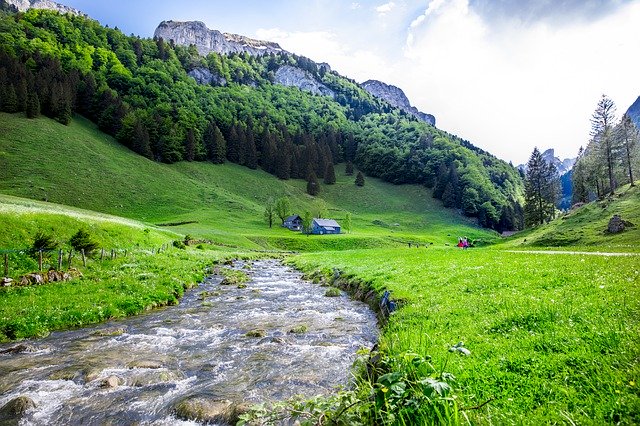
290, 248, 640, 424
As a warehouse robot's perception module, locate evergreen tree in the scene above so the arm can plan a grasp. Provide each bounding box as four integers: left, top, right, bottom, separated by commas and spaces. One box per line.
307, 170, 320, 196
245, 137, 258, 169
3, 84, 18, 113
345, 161, 354, 176
226, 125, 240, 163
344, 212, 352, 234
355, 171, 365, 187
26, 91, 40, 118
571, 147, 589, 204
324, 162, 336, 184
615, 114, 638, 187
132, 120, 153, 159
275, 145, 291, 179
185, 128, 196, 161
461, 187, 479, 216
524, 147, 559, 227
590, 95, 617, 195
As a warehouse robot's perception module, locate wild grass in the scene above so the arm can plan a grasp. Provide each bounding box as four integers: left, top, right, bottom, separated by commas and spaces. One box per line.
289, 248, 640, 424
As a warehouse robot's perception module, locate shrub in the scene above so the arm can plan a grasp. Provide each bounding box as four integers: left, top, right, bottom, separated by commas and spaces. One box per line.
172, 240, 186, 250
69, 229, 98, 255
31, 231, 57, 258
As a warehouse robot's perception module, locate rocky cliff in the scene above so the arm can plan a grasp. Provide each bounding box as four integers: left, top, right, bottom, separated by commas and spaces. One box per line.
361, 80, 435, 126
626, 96, 640, 129
4, 0, 84, 15
154, 21, 284, 57
519, 148, 575, 175
275, 65, 334, 98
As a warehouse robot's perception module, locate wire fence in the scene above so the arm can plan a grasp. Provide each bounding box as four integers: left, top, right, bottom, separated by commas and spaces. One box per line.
1, 245, 170, 278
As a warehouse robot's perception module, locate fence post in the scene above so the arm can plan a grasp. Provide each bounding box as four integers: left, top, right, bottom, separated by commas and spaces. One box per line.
68, 250, 73, 268
81, 249, 86, 267
101, 248, 105, 261
58, 249, 63, 270
110, 249, 114, 260
124, 249, 127, 257
3, 253, 7, 277
38, 250, 43, 271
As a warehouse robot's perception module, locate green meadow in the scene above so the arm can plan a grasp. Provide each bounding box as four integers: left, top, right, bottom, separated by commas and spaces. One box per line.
1, 113, 639, 424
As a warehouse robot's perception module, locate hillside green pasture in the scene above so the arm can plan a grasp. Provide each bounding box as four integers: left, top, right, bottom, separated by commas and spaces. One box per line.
0, 112, 493, 250
501, 185, 640, 251
290, 248, 640, 425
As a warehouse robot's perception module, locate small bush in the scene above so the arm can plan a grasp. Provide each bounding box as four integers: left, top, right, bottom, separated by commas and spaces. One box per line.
31, 231, 57, 258
172, 240, 186, 250
69, 229, 98, 255
324, 287, 341, 297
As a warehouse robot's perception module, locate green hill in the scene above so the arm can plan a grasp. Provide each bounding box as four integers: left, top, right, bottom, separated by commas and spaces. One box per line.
500, 184, 640, 250
0, 112, 494, 251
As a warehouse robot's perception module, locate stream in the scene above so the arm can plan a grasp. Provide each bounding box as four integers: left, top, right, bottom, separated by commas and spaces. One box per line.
0, 260, 378, 425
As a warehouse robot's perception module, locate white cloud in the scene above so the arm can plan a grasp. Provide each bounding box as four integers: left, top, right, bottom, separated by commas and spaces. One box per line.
350, 2, 362, 10
375, 1, 396, 15
254, 28, 388, 82
400, 0, 640, 164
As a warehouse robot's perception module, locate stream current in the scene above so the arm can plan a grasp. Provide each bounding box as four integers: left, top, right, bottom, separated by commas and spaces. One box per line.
0, 260, 378, 425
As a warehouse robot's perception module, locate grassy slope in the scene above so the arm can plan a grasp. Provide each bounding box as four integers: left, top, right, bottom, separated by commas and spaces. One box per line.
0, 112, 492, 250
291, 248, 640, 424
500, 184, 640, 251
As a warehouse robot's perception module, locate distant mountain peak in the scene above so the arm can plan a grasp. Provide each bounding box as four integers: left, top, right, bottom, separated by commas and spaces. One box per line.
154, 20, 284, 57
361, 79, 435, 126
4, 0, 85, 16
519, 148, 576, 175
625, 95, 640, 129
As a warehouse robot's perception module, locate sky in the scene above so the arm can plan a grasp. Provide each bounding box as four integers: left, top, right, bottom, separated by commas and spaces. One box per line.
57, 0, 640, 165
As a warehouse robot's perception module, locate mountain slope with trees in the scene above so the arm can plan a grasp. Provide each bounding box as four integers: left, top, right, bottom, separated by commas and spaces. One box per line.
0, 6, 524, 230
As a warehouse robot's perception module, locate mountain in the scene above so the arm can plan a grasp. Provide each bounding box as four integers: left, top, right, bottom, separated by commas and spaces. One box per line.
155, 20, 436, 125
519, 148, 575, 175
0, 8, 525, 231
361, 80, 436, 126
626, 95, 640, 129
3, 0, 83, 15
154, 20, 284, 57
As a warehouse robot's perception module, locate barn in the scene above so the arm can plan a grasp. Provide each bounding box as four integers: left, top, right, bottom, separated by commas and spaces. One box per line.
311, 218, 341, 235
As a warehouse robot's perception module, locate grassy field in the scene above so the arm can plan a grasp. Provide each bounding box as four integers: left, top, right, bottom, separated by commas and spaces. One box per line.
2, 112, 640, 424
290, 248, 640, 425
0, 112, 492, 251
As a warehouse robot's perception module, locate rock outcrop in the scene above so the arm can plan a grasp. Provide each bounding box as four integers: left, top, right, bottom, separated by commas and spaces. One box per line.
275, 65, 334, 97
607, 215, 633, 234
0, 396, 35, 425
518, 148, 576, 175
187, 67, 227, 87
154, 21, 284, 57
4, 0, 85, 16
361, 80, 436, 126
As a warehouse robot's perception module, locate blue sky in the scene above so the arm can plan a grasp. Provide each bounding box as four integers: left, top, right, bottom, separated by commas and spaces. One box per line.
57, 0, 640, 164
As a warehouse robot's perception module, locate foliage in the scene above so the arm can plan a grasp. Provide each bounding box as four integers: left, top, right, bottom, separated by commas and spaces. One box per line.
69, 229, 99, 255
274, 196, 291, 224
264, 198, 275, 228
30, 230, 57, 257
306, 171, 320, 196
524, 147, 559, 227
355, 171, 365, 187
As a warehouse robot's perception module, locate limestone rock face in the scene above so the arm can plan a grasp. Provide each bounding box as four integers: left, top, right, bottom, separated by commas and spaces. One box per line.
154, 21, 284, 57
362, 79, 436, 126
4, 0, 85, 16
275, 65, 334, 98
187, 67, 227, 87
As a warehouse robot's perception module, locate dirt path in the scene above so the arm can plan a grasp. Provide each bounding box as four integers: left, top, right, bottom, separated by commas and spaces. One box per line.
506, 250, 639, 257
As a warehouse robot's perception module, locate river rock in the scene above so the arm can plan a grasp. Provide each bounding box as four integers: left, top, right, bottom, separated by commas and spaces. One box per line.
0, 396, 35, 425
101, 375, 121, 388
128, 360, 163, 369
173, 397, 236, 424
1, 278, 12, 287
0, 344, 37, 354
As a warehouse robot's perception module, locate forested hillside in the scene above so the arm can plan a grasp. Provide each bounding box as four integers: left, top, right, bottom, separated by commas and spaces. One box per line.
0, 7, 524, 230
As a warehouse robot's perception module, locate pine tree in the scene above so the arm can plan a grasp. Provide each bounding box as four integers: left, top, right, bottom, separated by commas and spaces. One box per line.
355, 171, 365, 187
3, 85, 18, 113
26, 91, 40, 118
185, 129, 196, 161
345, 161, 354, 176
307, 171, 320, 196
132, 120, 153, 159
571, 147, 589, 203
524, 147, 559, 227
324, 162, 336, 184
615, 114, 638, 187
590, 95, 617, 195
226, 125, 240, 163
